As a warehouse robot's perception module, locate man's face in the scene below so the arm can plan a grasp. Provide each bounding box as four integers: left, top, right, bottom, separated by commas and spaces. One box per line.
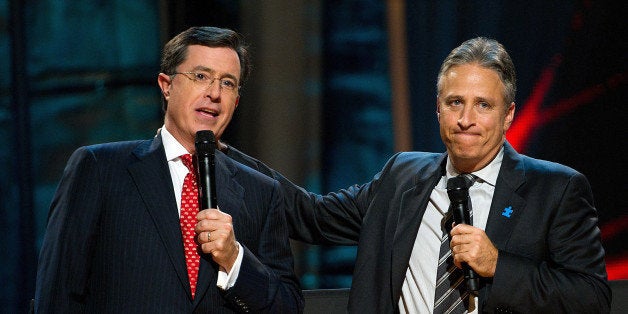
437, 63, 515, 172
158, 45, 241, 153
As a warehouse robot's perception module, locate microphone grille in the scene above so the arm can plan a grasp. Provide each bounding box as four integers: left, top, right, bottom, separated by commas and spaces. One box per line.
447, 176, 469, 202
195, 130, 216, 157
446, 176, 468, 190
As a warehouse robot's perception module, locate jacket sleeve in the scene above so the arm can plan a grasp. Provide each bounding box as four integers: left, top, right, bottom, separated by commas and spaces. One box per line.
225, 145, 367, 245
35, 147, 102, 313
220, 180, 304, 313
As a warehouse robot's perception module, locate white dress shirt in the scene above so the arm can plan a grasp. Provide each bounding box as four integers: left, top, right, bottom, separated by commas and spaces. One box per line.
160, 126, 244, 289
399, 148, 503, 313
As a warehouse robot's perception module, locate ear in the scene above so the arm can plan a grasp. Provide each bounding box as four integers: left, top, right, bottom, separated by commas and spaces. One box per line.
436, 96, 441, 119
157, 73, 171, 99
503, 102, 516, 131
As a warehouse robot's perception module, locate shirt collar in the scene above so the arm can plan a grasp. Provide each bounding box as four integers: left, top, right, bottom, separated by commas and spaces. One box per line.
160, 125, 190, 162
445, 145, 504, 186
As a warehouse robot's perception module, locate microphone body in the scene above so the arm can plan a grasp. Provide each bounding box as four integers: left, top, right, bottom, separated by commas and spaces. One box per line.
195, 130, 217, 209
447, 176, 480, 293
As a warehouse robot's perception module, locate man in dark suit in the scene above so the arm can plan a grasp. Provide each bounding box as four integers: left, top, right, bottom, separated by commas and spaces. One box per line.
223, 37, 611, 313
35, 26, 303, 313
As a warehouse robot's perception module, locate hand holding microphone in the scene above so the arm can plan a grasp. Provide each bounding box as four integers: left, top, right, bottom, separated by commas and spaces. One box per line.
447, 176, 500, 288
194, 130, 239, 272
447, 176, 480, 292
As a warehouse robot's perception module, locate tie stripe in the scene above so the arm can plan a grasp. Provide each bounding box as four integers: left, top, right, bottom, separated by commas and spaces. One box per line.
433, 174, 477, 313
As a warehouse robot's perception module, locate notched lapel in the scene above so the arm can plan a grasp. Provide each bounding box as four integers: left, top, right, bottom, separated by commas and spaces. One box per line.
485, 179, 526, 250
208, 151, 245, 220
128, 137, 193, 299
485, 143, 527, 250
390, 155, 445, 300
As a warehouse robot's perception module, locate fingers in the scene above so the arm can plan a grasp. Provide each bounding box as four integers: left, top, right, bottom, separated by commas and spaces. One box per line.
198, 223, 238, 273
449, 225, 498, 277
196, 208, 227, 221
195, 209, 232, 232
195, 212, 234, 245
199, 226, 234, 254
194, 208, 239, 272
199, 231, 211, 243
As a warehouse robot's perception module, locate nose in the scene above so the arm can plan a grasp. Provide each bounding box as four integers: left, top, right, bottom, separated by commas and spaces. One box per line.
204, 78, 222, 99
457, 104, 476, 128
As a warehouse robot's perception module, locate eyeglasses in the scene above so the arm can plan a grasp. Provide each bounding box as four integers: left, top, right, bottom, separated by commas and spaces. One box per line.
171, 72, 239, 93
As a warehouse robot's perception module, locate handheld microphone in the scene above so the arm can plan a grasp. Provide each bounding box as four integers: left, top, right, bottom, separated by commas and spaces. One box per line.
447, 176, 479, 292
195, 130, 217, 209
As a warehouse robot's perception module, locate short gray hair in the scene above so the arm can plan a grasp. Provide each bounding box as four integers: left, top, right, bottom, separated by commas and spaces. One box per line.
437, 37, 516, 105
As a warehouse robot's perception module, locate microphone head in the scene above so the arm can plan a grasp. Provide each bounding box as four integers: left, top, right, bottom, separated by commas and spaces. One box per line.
195, 130, 216, 157
447, 176, 469, 202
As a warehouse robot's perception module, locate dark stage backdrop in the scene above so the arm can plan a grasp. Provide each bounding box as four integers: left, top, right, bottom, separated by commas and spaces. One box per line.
319, 0, 626, 287
403, 0, 627, 280
1, 0, 626, 313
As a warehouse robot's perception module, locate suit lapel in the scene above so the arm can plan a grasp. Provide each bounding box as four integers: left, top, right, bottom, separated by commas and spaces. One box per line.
390, 154, 446, 301
127, 136, 192, 299
388, 144, 527, 308
484, 143, 526, 250
193, 151, 244, 305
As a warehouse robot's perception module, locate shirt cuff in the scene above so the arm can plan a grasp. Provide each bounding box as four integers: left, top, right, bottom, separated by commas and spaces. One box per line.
216, 242, 244, 290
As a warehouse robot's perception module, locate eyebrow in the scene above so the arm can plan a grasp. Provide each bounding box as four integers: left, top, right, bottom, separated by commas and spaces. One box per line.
441, 95, 462, 102
442, 95, 495, 104
474, 96, 493, 104
191, 65, 239, 82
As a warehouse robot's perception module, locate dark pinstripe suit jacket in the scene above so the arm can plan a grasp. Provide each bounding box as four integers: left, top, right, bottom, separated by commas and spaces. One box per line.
35, 134, 303, 313
227, 142, 611, 313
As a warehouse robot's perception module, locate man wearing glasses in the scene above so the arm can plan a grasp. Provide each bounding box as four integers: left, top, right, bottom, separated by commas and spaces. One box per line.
35, 26, 303, 313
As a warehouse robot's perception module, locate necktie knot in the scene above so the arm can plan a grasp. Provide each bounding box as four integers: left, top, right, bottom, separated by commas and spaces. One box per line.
180, 154, 194, 172
459, 173, 477, 188
446, 173, 477, 194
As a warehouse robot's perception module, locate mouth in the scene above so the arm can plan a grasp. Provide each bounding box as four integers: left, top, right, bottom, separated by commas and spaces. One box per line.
197, 107, 219, 118
453, 131, 481, 139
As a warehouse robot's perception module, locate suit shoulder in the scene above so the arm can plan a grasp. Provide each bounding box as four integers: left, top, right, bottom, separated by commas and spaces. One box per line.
388, 151, 442, 168
519, 154, 581, 178
219, 151, 278, 186
514, 154, 594, 192
77, 140, 146, 154
65, 140, 152, 169
224, 145, 275, 177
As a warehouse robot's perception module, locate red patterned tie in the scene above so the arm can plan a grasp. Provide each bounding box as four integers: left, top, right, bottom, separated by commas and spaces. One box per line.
180, 154, 200, 298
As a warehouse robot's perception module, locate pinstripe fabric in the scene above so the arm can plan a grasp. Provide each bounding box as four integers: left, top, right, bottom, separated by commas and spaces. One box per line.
35, 136, 303, 313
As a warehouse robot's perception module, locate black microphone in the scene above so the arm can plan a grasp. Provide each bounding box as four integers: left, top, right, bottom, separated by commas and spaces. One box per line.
447, 176, 479, 293
195, 130, 217, 209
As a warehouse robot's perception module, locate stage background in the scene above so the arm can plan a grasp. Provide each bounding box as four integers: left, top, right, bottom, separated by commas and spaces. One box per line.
1, 0, 625, 312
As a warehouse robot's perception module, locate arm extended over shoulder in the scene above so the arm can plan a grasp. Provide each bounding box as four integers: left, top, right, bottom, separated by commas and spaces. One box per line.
225, 145, 366, 245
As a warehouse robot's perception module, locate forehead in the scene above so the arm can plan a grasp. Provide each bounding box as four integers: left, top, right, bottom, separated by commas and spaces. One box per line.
440, 64, 505, 100
182, 45, 241, 77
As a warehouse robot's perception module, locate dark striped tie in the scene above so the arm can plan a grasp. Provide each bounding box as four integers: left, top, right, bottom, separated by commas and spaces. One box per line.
433, 174, 477, 314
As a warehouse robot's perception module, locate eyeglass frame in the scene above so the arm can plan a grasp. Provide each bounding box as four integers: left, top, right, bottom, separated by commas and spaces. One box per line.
170, 71, 240, 93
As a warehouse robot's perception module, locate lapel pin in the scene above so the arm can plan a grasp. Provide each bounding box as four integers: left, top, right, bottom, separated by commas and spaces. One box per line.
502, 206, 513, 218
